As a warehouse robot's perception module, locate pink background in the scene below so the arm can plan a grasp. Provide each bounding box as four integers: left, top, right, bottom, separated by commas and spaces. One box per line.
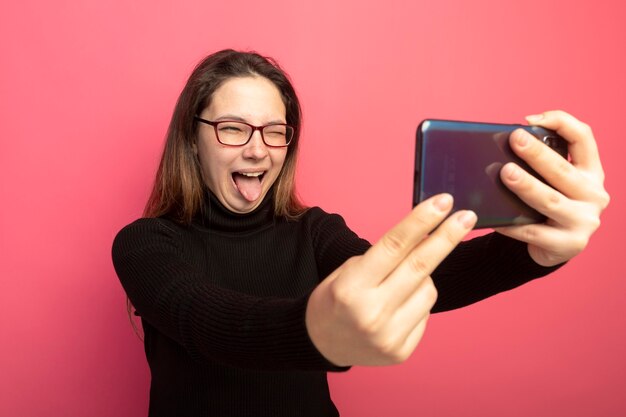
1, 1, 624, 416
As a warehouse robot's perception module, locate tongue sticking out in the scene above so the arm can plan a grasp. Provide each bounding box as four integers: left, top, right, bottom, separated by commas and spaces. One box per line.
233, 173, 263, 202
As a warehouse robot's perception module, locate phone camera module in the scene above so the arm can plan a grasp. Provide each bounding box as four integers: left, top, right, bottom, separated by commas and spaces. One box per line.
543, 136, 556, 148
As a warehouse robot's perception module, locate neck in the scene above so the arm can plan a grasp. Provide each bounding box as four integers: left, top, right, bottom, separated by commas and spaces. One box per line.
194, 188, 276, 233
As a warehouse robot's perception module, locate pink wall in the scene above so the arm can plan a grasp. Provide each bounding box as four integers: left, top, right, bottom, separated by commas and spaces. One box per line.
1, 1, 624, 416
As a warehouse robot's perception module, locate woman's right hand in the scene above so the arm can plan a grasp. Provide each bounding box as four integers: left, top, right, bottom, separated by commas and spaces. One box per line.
305, 194, 476, 367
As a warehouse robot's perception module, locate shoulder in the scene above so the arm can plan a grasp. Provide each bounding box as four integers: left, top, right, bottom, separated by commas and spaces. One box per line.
289, 206, 355, 242
112, 217, 189, 261
298, 206, 351, 230
297, 206, 370, 248
114, 217, 179, 242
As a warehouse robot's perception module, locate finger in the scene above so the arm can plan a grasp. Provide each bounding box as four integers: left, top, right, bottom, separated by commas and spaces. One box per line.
396, 314, 430, 363
500, 162, 578, 227
496, 223, 565, 249
353, 193, 454, 287
494, 224, 579, 267
525, 110, 605, 179
379, 210, 476, 305
398, 315, 429, 361
508, 129, 596, 202
387, 276, 437, 342
365, 278, 435, 364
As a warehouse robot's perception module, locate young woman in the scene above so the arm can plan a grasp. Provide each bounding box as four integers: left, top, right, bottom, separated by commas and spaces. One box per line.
112, 49, 609, 417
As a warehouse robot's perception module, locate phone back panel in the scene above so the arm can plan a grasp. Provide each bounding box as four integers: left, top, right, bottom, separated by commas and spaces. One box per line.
413, 119, 568, 229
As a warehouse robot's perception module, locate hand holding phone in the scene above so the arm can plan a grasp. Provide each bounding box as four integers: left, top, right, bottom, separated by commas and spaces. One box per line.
491, 111, 609, 267
413, 119, 568, 229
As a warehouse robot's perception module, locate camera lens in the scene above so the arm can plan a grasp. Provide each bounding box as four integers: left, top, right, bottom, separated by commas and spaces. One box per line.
543, 136, 555, 148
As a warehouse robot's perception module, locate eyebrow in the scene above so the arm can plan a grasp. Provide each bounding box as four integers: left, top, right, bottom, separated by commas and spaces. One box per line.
213, 114, 287, 125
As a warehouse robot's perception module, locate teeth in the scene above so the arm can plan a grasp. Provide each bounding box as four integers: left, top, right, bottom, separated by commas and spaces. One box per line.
238, 172, 264, 177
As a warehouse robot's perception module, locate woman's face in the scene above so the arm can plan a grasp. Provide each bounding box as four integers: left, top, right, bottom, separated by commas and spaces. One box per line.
195, 76, 288, 214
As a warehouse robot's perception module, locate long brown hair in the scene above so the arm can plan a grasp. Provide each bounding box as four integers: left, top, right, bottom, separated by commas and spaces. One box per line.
144, 49, 306, 223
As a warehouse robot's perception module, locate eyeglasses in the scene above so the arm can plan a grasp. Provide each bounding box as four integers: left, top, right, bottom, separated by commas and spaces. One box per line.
194, 116, 294, 147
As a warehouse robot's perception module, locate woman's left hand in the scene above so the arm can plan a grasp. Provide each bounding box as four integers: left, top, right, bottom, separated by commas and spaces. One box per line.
495, 110, 610, 267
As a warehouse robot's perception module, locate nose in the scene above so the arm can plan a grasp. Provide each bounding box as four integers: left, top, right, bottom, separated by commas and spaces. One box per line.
242, 130, 269, 160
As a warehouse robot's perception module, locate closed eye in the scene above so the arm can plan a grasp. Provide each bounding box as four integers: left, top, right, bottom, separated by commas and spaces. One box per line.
220, 126, 244, 133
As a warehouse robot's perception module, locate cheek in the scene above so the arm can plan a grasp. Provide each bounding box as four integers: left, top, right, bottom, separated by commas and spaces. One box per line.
273, 150, 288, 171
197, 143, 225, 185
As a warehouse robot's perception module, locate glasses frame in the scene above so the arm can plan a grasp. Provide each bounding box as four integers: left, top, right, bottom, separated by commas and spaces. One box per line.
194, 116, 294, 148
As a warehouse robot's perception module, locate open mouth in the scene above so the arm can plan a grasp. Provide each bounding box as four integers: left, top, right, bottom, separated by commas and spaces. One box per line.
232, 171, 266, 181
232, 171, 267, 202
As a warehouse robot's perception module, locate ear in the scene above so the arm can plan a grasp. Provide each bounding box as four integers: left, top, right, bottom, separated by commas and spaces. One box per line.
192, 141, 198, 155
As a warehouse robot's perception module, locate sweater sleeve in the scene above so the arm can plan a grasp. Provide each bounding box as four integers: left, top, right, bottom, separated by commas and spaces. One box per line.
111, 218, 344, 371
306, 208, 563, 313
430, 232, 564, 312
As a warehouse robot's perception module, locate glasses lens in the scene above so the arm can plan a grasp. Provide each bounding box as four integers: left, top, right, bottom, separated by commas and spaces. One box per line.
216, 121, 252, 145
263, 124, 294, 147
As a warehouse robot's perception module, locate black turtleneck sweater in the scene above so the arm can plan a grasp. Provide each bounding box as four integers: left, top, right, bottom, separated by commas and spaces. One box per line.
111, 190, 561, 417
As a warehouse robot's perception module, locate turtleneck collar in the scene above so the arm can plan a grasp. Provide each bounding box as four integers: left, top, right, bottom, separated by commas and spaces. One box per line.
192, 188, 277, 233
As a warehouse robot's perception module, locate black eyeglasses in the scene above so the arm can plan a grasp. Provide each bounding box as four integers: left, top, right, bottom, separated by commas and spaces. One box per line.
194, 116, 294, 147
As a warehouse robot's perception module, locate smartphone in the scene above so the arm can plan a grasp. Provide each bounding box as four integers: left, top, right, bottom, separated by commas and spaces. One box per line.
413, 119, 569, 229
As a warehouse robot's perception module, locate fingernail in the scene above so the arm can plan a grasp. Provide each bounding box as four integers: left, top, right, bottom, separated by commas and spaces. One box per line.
458, 211, 477, 229
433, 194, 453, 211
514, 130, 529, 147
525, 114, 544, 123
502, 163, 521, 181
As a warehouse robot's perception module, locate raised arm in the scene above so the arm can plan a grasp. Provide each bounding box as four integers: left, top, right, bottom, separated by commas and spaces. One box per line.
306, 194, 477, 367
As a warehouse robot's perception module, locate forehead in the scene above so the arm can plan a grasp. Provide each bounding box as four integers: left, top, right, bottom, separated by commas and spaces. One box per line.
205, 76, 286, 122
